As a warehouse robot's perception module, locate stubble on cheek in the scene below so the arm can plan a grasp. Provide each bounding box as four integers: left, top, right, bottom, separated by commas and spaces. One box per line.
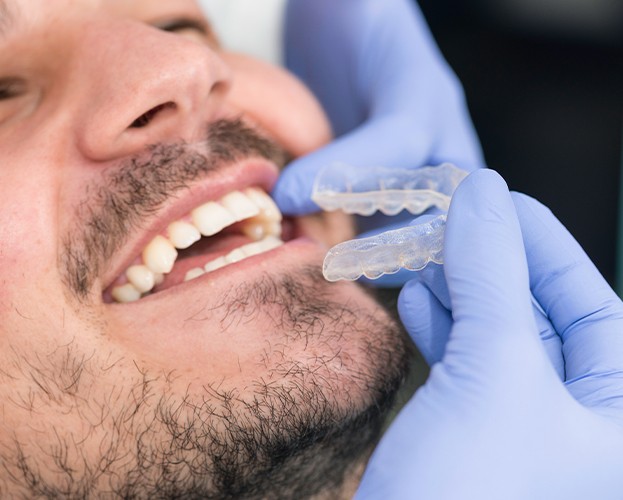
0, 267, 411, 498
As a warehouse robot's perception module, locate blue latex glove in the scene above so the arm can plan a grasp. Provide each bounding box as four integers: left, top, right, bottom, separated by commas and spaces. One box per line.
357, 170, 623, 499
273, 0, 485, 217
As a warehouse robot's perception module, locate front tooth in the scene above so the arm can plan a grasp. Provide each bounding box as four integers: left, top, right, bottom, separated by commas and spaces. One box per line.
185, 268, 205, 282
220, 191, 260, 221
191, 202, 236, 237
126, 265, 156, 293
112, 283, 142, 303
143, 235, 178, 274
245, 188, 282, 222
204, 256, 228, 273
168, 221, 201, 249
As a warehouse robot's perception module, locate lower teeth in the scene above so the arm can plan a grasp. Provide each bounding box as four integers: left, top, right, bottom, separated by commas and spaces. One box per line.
111, 236, 284, 303
184, 236, 283, 283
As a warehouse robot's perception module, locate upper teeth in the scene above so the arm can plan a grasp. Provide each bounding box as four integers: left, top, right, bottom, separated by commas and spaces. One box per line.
111, 187, 283, 304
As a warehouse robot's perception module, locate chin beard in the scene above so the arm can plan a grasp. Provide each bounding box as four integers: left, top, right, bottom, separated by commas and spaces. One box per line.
3, 267, 412, 499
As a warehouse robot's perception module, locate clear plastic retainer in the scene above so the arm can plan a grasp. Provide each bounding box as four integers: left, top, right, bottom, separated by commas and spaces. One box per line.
322, 215, 447, 282
312, 163, 467, 282
312, 162, 467, 215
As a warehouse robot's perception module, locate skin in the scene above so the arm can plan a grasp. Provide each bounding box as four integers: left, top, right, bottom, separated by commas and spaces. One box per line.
0, 0, 411, 497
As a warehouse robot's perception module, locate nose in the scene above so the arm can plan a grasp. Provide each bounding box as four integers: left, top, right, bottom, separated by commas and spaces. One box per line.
73, 20, 231, 162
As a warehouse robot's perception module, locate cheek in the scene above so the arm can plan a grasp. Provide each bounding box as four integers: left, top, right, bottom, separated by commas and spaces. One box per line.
222, 53, 332, 156
0, 173, 54, 302
0, 144, 69, 319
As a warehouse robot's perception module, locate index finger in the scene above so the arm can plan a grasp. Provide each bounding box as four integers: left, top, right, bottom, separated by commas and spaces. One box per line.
512, 193, 623, 382
272, 118, 434, 215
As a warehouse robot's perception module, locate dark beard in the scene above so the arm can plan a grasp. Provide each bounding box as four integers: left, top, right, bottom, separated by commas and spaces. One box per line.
5, 268, 412, 499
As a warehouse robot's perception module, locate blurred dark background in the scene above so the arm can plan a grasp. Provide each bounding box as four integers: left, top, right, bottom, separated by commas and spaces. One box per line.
417, 0, 623, 288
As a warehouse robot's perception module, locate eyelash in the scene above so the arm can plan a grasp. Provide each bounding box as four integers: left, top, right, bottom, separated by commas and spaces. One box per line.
158, 18, 208, 36
0, 79, 23, 101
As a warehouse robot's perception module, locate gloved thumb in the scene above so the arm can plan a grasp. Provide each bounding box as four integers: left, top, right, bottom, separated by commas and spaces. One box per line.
398, 279, 452, 365
441, 170, 538, 371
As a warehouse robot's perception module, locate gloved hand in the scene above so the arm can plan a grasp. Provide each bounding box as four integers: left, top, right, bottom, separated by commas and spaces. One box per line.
272, 0, 485, 217
357, 169, 623, 499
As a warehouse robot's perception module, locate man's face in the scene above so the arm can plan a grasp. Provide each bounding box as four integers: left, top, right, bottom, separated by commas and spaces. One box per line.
0, 0, 410, 497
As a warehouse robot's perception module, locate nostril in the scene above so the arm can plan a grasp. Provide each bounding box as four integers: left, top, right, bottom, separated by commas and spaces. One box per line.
130, 102, 177, 129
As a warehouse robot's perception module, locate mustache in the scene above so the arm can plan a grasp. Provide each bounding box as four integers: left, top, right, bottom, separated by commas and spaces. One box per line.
61, 118, 289, 301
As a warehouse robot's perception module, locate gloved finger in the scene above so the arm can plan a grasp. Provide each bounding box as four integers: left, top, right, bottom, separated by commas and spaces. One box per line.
409, 227, 562, 375
285, 0, 369, 136
398, 279, 452, 365
285, 0, 474, 136
354, 198, 564, 376
442, 170, 541, 372
532, 300, 565, 380
278, 0, 484, 216
413, 255, 563, 376
273, 118, 435, 215
511, 193, 623, 390
413, 263, 451, 309
398, 263, 564, 376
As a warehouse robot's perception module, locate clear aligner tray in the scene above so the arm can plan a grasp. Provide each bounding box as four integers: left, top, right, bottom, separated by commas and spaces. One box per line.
312, 163, 467, 216
322, 215, 447, 281
312, 163, 467, 282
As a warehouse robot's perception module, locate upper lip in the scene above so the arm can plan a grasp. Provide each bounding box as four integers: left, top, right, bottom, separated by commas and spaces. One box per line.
100, 157, 280, 294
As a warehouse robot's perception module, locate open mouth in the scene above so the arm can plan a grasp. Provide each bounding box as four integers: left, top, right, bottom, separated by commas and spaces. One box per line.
105, 186, 285, 303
